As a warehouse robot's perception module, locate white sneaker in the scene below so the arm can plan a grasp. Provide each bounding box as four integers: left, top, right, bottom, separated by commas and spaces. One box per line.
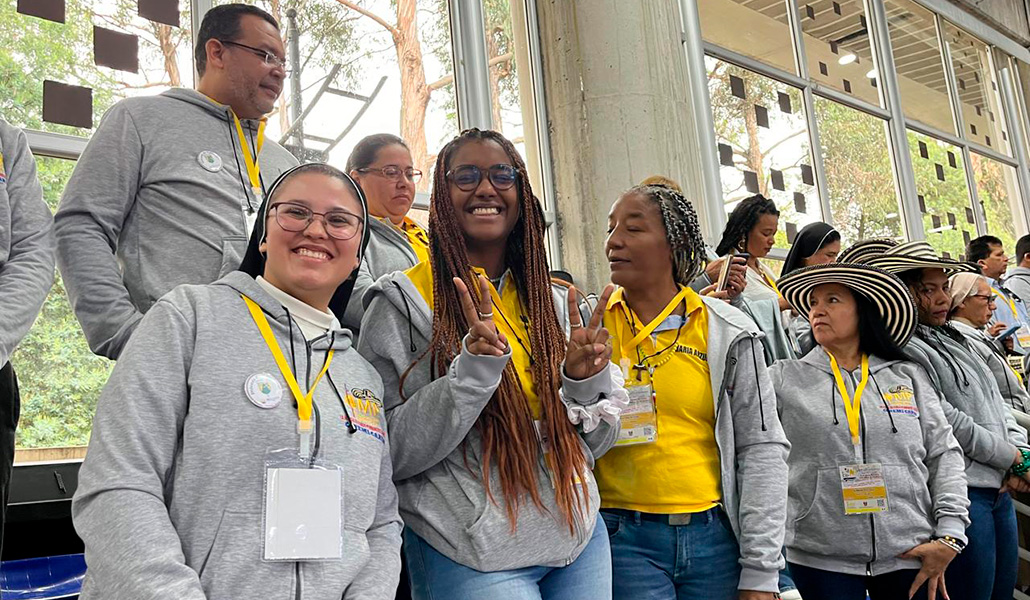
780, 590, 803, 600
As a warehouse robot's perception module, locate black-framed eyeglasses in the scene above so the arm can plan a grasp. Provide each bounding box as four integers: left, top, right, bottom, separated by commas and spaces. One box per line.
357, 165, 423, 184
269, 202, 364, 240
220, 40, 288, 71
969, 293, 995, 303
446, 164, 518, 192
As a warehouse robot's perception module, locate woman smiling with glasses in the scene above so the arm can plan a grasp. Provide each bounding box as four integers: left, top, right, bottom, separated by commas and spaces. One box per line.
345, 134, 429, 335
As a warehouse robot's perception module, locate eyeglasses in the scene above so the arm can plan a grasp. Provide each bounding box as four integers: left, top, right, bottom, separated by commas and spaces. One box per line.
220, 40, 288, 71
357, 165, 423, 184
969, 293, 995, 301
446, 164, 518, 192
269, 202, 363, 240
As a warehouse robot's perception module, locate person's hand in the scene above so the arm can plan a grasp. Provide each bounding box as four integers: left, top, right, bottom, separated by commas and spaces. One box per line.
454, 275, 508, 357
705, 256, 747, 296
1001, 474, 1030, 494
989, 322, 1007, 336
564, 284, 615, 380
738, 591, 778, 600
700, 283, 733, 303
1005, 337, 1015, 352
899, 541, 958, 600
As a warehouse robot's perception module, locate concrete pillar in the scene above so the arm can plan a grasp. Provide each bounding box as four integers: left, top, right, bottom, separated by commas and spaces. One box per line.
536, 0, 713, 292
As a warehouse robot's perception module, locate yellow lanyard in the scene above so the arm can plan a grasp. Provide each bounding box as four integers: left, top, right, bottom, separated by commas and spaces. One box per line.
828, 353, 869, 449
624, 287, 691, 351
231, 112, 266, 198
758, 267, 781, 297
992, 287, 1019, 319
243, 296, 334, 432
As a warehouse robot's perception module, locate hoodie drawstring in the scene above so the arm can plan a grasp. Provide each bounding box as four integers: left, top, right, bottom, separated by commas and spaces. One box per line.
393, 281, 417, 353
829, 376, 840, 425
921, 329, 970, 388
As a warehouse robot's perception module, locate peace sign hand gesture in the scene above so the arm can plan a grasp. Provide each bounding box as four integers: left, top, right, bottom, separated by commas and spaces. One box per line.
455, 275, 509, 357
565, 284, 615, 380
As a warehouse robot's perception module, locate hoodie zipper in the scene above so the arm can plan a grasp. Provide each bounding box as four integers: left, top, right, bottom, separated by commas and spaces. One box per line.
848, 370, 878, 574
294, 334, 317, 600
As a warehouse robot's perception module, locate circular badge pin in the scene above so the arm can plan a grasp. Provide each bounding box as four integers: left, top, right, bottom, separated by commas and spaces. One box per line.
245, 373, 283, 409
198, 150, 223, 173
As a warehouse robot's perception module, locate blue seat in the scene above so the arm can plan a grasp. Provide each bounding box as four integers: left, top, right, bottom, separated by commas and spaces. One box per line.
0, 554, 85, 599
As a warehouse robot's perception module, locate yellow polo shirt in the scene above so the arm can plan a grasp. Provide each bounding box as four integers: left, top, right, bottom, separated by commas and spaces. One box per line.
405, 262, 540, 417
400, 217, 430, 265
594, 286, 721, 513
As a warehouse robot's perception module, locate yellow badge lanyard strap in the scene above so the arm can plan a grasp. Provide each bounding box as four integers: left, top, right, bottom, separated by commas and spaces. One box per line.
828, 353, 869, 460
759, 267, 781, 297
992, 287, 1019, 320
616, 287, 690, 380
243, 296, 334, 458
231, 112, 267, 201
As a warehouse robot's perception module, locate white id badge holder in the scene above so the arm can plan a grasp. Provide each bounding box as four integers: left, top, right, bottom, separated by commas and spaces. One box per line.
262, 448, 344, 561
616, 359, 658, 446
838, 446, 889, 516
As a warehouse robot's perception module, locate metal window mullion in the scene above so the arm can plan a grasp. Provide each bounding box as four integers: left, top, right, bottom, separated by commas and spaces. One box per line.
998, 65, 1030, 235
784, 0, 809, 79
448, 0, 492, 130
867, 0, 923, 240
523, 0, 562, 268
680, 0, 727, 241
959, 144, 987, 236
811, 84, 891, 119
703, 43, 808, 89
191, 0, 213, 84
24, 130, 87, 160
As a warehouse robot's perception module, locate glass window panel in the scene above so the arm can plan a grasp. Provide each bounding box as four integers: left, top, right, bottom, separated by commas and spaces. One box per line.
883, 0, 955, 134
706, 57, 821, 250
15, 157, 113, 455
907, 130, 975, 260
1015, 59, 1030, 161
814, 97, 903, 244
799, 0, 881, 106
698, 0, 797, 75
484, 0, 548, 198
971, 153, 1026, 253
942, 21, 1012, 155
1, 0, 193, 136
218, 0, 458, 190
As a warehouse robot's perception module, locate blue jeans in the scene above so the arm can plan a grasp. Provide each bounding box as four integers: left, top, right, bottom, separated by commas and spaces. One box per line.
403, 519, 612, 600
601, 507, 741, 600
788, 563, 926, 600
947, 487, 1018, 600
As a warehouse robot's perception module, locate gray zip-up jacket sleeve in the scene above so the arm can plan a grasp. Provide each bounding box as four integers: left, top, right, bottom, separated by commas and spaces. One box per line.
0, 119, 55, 366
55, 103, 145, 358
906, 340, 1022, 470
74, 300, 206, 599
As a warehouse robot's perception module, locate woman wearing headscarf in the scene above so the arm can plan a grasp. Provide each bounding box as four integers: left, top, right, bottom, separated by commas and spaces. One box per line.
598, 184, 789, 600
343, 134, 429, 334
866, 241, 1030, 600
771, 263, 968, 600
73, 164, 403, 599
780, 222, 841, 357
948, 272, 1030, 414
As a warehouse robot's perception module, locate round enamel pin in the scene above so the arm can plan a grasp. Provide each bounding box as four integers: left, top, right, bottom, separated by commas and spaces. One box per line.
245, 373, 283, 409
198, 150, 223, 173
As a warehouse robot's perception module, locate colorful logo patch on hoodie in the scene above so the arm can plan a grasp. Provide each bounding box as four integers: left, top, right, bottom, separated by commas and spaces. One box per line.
0, 153, 6, 183
344, 388, 385, 443
880, 385, 918, 417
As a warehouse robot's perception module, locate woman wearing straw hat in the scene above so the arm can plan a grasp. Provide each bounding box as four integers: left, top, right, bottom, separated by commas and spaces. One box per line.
779, 222, 841, 357
866, 241, 1030, 600
771, 263, 969, 600
948, 272, 1030, 415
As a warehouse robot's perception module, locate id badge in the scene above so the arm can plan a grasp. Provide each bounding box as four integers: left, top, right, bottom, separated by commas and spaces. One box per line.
839, 463, 889, 515
263, 450, 343, 561
1017, 326, 1030, 349
616, 384, 658, 446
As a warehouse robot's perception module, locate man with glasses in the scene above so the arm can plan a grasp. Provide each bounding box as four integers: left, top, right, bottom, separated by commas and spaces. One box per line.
55, 3, 299, 359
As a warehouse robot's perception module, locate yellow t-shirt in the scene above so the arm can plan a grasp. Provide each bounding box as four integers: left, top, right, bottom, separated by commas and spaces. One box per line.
404, 262, 540, 417
594, 286, 722, 513
400, 217, 430, 265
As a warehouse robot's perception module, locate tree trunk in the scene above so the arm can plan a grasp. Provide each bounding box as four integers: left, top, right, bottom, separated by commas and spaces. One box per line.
742, 81, 767, 197
394, 0, 431, 190
486, 26, 510, 129
269, 0, 290, 134
155, 24, 181, 87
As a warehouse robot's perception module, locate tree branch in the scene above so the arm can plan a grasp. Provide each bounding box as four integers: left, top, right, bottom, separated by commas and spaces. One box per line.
427, 52, 513, 91
332, 0, 400, 40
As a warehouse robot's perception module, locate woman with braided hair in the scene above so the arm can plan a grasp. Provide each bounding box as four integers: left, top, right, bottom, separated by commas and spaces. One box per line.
597, 184, 789, 600
357, 128, 626, 599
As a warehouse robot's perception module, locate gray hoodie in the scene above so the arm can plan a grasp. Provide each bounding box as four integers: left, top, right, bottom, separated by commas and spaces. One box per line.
951, 319, 1030, 414
770, 348, 969, 576
343, 218, 421, 333
0, 118, 55, 366
905, 324, 1028, 488
73, 272, 402, 599
357, 270, 619, 573
1005, 266, 1030, 308
54, 88, 299, 359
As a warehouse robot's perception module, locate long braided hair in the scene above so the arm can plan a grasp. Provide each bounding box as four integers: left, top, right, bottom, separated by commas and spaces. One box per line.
410, 128, 589, 532
628, 185, 708, 286
714, 194, 779, 256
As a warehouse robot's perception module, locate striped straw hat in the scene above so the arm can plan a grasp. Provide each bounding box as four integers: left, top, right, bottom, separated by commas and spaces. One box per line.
778, 263, 918, 347
837, 238, 898, 265
863, 240, 979, 276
